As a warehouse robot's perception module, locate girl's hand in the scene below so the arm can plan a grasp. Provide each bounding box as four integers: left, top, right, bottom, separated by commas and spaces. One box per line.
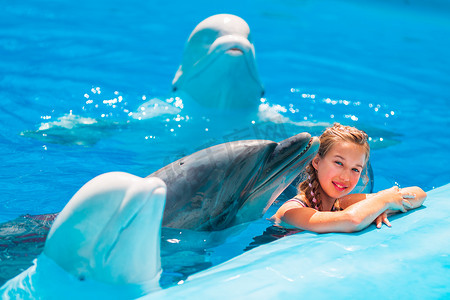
401, 191, 417, 201
380, 186, 413, 212
375, 212, 391, 228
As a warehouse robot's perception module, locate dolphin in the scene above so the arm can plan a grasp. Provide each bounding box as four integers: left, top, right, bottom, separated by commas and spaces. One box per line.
21, 14, 264, 146
1, 172, 166, 299
172, 14, 264, 109
0, 133, 319, 286
150, 132, 319, 230
0, 133, 318, 297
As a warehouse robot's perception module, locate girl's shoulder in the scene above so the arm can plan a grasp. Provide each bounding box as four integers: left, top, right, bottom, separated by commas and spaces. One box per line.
270, 196, 309, 228
285, 195, 308, 207
284, 195, 309, 208
270, 195, 309, 224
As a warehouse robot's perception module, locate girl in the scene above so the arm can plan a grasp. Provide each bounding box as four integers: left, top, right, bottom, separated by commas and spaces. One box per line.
270, 123, 427, 233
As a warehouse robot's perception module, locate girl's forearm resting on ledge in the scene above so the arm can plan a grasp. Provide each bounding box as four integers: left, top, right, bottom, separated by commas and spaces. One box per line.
281, 186, 427, 233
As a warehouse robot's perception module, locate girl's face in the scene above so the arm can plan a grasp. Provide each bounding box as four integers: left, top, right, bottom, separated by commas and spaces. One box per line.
312, 141, 366, 202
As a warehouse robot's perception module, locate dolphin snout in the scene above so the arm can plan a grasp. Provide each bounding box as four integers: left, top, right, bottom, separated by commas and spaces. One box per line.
226, 47, 245, 55
208, 35, 253, 55
272, 132, 313, 160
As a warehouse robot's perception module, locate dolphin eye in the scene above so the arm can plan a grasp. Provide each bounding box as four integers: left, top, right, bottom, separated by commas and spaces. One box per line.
172, 87, 177, 92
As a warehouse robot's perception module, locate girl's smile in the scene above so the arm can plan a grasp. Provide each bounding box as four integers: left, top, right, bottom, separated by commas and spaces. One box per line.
332, 181, 348, 192
313, 141, 366, 207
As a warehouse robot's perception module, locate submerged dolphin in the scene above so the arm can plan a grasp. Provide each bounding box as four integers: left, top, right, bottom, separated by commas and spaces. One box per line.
1, 134, 318, 297
1, 172, 166, 299
172, 14, 264, 109
22, 14, 264, 146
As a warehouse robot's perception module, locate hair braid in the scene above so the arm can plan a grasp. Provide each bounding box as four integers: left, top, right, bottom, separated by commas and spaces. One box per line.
298, 163, 321, 210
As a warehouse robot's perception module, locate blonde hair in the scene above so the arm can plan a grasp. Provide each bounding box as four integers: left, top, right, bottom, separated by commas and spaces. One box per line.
298, 123, 370, 210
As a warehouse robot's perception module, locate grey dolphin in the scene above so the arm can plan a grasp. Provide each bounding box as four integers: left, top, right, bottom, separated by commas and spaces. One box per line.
149, 132, 319, 231
0, 131, 313, 297
0, 133, 318, 284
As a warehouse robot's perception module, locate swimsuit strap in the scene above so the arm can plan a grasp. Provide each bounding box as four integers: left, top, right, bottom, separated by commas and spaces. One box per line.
285, 197, 308, 208
286, 197, 343, 211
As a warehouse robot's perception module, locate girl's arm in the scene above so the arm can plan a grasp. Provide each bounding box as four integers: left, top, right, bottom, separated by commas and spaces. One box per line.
374, 186, 426, 227
339, 186, 427, 210
340, 186, 427, 228
275, 186, 419, 233
392, 186, 426, 209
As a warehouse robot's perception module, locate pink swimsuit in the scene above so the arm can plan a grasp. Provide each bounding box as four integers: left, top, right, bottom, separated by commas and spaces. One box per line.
285, 197, 342, 211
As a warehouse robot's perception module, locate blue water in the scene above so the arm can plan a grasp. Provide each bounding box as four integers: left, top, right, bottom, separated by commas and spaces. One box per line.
1, 0, 450, 293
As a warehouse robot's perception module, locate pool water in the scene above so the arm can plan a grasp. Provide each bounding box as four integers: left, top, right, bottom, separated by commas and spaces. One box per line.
1, 0, 450, 293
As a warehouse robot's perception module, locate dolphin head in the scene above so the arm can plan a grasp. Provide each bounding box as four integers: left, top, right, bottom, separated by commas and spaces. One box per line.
172, 14, 264, 109
151, 133, 318, 231
43, 172, 166, 292
234, 133, 319, 224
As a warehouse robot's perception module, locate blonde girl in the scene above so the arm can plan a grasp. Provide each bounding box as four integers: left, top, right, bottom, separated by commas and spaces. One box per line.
270, 123, 426, 233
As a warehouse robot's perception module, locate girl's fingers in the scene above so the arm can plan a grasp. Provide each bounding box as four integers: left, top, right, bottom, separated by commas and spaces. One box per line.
403, 199, 413, 209
402, 193, 416, 199
383, 216, 391, 227
375, 213, 391, 228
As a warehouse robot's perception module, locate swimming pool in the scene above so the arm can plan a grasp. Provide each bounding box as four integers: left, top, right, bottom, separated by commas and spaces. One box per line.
1, 0, 449, 296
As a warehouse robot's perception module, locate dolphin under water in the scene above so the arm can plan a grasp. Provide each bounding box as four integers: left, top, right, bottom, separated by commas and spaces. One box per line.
22, 13, 266, 146
172, 14, 264, 109
0, 133, 320, 293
